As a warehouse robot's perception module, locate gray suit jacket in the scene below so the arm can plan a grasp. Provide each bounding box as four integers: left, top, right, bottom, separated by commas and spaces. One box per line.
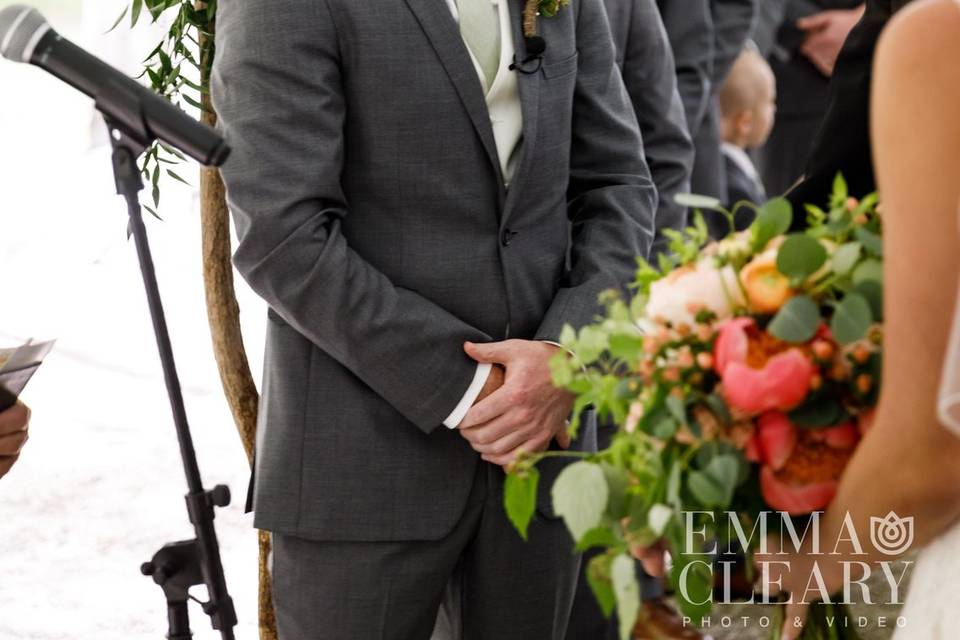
212, 0, 656, 542
657, 0, 714, 138
605, 0, 695, 259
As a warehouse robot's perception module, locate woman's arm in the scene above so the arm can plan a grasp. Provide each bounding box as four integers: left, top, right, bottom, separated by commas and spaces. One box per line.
773, 0, 960, 600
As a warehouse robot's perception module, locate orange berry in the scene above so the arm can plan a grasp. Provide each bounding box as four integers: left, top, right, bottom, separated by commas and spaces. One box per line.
663, 367, 681, 383
810, 373, 823, 391
812, 340, 834, 361
696, 352, 714, 370
852, 344, 871, 365
857, 374, 873, 394
846, 197, 859, 212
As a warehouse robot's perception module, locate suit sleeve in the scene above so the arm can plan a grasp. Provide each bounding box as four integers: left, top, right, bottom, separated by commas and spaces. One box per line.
535, 0, 658, 341
622, 0, 694, 259
710, 0, 760, 86
211, 0, 491, 434
658, 0, 715, 136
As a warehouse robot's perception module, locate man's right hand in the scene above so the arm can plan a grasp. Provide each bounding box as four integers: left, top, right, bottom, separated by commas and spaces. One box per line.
0, 402, 30, 479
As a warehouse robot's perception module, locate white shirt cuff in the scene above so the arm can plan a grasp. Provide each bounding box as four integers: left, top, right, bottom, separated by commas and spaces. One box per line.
443, 362, 492, 428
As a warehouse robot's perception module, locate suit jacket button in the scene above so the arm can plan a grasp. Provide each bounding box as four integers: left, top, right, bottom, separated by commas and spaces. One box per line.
501, 228, 516, 246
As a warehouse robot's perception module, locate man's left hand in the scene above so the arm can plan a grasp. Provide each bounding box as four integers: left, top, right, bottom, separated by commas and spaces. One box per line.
797, 5, 865, 77
457, 340, 572, 467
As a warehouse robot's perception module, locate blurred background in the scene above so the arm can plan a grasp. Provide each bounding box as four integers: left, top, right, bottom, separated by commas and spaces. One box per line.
0, 1, 264, 637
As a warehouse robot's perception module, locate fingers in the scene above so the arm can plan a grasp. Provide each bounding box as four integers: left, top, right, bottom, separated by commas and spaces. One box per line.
0, 429, 29, 457
459, 385, 517, 428
480, 432, 551, 467
464, 417, 537, 456
0, 455, 17, 479
0, 402, 30, 436
556, 427, 571, 450
464, 340, 518, 365
796, 12, 831, 31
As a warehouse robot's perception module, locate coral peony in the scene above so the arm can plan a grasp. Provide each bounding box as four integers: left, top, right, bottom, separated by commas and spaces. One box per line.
756, 411, 797, 471
645, 260, 745, 327
714, 319, 814, 415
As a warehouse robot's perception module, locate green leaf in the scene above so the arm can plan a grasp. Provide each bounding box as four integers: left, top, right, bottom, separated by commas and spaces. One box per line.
768, 295, 821, 344
788, 393, 850, 428
106, 6, 128, 32
854, 280, 884, 321
672, 554, 714, 621
854, 226, 883, 257
832, 173, 849, 207
831, 242, 862, 276
504, 468, 539, 541
704, 393, 732, 426
674, 193, 723, 210
131, 0, 144, 27
576, 325, 609, 364
552, 461, 609, 542
666, 394, 687, 425
575, 527, 621, 552
166, 169, 190, 186
777, 234, 828, 282
750, 197, 793, 250
687, 454, 739, 508
608, 333, 644, 363
601, 463, 631, 520
648, 503, 673, 537
612, 554, 641, 640
852, 258, 883, 286
586, 554, 617, 618
831, 293, 873, 345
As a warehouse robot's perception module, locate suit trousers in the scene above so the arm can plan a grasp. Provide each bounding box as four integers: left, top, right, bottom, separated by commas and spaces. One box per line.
271, 461, 580, 640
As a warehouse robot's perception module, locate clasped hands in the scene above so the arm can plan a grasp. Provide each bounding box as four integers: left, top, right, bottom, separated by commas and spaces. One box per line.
0, 402, 30, 479
456, 340, 573, 467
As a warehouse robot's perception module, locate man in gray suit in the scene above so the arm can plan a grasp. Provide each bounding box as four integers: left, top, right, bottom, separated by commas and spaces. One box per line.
211, 0, 656, 637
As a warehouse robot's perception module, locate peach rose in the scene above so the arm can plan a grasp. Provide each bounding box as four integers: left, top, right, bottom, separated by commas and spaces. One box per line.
740, 250, 792, 314
645, 260, 745, 327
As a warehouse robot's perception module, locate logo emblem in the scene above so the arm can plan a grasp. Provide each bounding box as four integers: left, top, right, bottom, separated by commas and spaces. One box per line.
870, 511, 914, 556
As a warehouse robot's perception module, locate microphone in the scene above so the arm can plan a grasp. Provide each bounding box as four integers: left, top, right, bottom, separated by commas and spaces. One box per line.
0, 5, 229, 167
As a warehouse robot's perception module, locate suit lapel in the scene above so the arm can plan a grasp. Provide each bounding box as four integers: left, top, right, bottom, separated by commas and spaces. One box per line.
501, 0, 542, 224
403, 0, 504, 187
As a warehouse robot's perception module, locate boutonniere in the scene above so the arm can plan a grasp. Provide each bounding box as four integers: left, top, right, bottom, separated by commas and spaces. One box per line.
522, 0, 570, 54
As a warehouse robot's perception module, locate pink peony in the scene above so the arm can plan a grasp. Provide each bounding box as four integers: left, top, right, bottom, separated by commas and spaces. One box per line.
714, 318, 814, 415
645, 261, 745, 327
760, 466, 838, 515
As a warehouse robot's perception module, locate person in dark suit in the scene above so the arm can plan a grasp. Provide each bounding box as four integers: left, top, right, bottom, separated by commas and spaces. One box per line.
785, 0, 914, 216
564, 2, 696, 637
690, 0, 760, 237
657, 0, 714, 142
719, 47, 777, 222
754, 0, 864, 196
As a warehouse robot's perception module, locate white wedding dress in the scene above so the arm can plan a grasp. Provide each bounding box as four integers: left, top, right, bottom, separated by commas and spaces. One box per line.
893, 197, 960, 638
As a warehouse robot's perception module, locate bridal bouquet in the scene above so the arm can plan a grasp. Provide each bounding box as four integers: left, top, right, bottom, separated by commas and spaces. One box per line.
504, 176, 882, 639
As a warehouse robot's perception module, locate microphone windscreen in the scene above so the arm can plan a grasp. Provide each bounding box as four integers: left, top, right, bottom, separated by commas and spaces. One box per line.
0, 5, 49, 63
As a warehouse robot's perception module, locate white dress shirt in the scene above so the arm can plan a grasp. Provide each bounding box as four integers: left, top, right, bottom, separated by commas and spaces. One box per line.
442, 0, 524, 428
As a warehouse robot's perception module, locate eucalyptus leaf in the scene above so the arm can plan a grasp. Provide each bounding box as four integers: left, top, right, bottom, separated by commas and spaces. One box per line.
768, 295, 820, 344
674, 193, 724, 210
831, 242, 862, 276
504, 468, 539, 541
852, 258, 883, 286
551, 461, 609, 542
831, 293, 873, 345
777, 234, 827, 282
750, 197, 793, 250
612, 554, 641, 640
855, 226, 883, 257
854, 280, 884, 321
648, 503, 673, 537
687, 455, 739, 508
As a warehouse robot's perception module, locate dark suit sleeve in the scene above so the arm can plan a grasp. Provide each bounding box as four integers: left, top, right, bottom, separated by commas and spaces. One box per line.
785, 0, 892, 214
753, 0, 787, 57
619, 0, 694, 259
535, 0, 658, 341
710, 0, 761, 86
212, 0, 490, 434
658, 0, 715, 136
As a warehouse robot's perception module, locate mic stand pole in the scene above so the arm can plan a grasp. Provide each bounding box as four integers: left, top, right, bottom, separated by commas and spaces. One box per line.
105, 115, 238, 640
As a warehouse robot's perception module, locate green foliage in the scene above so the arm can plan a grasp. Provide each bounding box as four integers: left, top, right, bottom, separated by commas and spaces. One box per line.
751, 197, 793, 251
777, 234, 827, 283
611, 554, 641, 640
768, 295, 821, 344
114, 0, 216, 211
831, 293, 873, 345
551, 461, 609, 542
503, 467, 539, 541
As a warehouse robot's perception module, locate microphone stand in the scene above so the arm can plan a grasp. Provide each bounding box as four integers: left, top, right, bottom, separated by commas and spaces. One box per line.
105, 112, 238, 640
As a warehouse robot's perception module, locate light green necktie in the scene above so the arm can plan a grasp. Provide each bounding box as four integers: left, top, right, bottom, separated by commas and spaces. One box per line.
457, 0, 501, 89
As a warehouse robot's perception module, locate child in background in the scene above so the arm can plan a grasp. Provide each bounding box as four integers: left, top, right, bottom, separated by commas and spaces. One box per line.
719, 46, 777, 228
